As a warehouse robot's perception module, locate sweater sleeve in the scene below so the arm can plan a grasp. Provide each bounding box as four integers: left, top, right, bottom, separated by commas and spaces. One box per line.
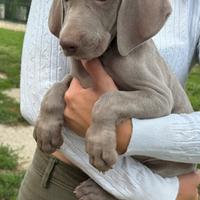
125, 112, 200, 164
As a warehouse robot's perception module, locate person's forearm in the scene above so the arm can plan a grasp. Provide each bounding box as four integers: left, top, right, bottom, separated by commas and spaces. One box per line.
124, 112, 200, 163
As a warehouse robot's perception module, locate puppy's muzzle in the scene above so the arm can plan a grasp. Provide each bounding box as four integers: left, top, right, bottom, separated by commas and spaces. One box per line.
60, 38, 79, 55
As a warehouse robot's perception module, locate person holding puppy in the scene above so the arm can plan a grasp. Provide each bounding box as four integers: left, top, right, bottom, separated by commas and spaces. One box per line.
18, 0, 200, 200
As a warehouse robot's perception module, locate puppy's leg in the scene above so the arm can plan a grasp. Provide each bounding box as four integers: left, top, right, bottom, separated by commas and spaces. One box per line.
75, 179, 117, 200
86, 122, 118, 172
33, 75, 72, 153
87, 89, 173, 172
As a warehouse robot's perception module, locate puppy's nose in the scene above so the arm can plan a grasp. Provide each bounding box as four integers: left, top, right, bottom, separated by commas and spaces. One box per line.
60, 39, 79, 54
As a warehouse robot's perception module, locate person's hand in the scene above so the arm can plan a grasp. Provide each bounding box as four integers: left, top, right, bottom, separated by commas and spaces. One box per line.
177, 171, 200, 200
64, 59, 117, 136
64, 59, 132, 154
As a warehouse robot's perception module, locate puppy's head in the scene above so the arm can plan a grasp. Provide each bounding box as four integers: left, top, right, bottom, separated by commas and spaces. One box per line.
49, 0, 172, 59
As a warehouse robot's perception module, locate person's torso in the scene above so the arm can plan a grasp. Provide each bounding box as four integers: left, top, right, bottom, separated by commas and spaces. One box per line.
153, 0, 200, 86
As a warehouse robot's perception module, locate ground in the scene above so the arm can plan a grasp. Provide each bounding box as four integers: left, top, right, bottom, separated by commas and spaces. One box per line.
0, 20, 26, 32
0, 124, 35, 169
0, 23, 35, 171
0, 24, 35, 200
0, 87, 35, 169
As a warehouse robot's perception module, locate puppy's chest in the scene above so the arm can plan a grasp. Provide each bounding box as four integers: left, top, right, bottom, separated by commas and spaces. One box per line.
101, 55, 135, 90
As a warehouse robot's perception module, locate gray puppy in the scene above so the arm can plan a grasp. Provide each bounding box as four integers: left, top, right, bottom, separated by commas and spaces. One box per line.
34, 0, 196, 199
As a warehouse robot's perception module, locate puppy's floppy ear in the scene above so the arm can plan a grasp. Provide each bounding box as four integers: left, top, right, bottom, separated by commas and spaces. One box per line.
117, 0, 172, 56
48, 0, 63, 38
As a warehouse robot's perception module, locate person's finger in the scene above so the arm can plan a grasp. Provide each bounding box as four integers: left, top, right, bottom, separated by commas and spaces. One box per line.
81, 59, 112, 83
64, 78, 83, 103
67, 78, 83, 92
81, 59, 108, 79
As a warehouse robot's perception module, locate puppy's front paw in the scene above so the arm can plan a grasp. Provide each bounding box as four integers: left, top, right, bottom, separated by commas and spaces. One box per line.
74, 179, 117, 200
33, 119, 63, 153
86, 124, 118, 172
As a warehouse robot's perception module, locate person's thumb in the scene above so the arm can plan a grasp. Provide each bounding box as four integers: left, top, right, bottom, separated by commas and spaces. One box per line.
81, 59, 117, 92
65, 78, 83, 102
81, 59, 110, 82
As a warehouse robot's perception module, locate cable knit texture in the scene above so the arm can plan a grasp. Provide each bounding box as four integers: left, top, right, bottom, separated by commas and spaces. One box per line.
20, 0, 200, 199
127, 112, 200, 163
20, 0, 69, 124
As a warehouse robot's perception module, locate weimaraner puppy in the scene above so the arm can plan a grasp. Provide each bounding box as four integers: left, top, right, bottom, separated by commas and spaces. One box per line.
34, 0, 196, 199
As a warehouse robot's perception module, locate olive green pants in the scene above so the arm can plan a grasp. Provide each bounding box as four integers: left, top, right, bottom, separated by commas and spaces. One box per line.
17, 149, 89, 200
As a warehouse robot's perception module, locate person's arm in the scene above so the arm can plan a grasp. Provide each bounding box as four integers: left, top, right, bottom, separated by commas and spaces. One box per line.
124, 112, 200, 163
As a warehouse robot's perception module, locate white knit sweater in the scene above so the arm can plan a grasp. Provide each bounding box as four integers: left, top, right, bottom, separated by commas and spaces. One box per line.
20, 0, 200, 199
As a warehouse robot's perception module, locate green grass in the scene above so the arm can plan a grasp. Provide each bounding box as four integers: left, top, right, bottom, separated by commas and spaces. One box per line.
0, 171, 25, 200
0, 28, 26, 125
0, 92, 25, 125
0, 28, 24, 89
0, 145, 25, 200
0, 145, 18, 170
186, 65, 200, 111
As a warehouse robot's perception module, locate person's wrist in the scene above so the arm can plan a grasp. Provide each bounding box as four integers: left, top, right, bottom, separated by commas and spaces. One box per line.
116, 119, 132, 154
